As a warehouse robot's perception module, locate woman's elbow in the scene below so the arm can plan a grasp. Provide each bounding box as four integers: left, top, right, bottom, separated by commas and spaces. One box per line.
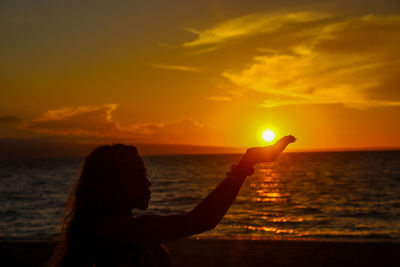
187, 212, 218, 234
192, 222, 217, 235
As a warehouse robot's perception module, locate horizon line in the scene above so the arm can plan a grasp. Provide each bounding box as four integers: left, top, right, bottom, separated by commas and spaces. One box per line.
0, 138, 399, 159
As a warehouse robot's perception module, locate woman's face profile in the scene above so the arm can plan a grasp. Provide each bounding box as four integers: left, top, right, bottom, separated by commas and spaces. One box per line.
119, 159, 152, 210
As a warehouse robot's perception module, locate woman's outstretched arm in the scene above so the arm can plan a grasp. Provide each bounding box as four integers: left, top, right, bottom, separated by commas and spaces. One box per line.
95, 136, 296, 243
186, 135, 296, 233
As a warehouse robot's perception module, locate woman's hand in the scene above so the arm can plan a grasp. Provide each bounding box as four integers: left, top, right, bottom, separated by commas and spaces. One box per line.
245, 135, 296, 164
233, 135, 296, 177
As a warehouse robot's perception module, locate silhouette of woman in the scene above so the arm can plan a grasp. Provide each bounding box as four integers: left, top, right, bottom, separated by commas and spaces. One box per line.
48, 135, 296, 266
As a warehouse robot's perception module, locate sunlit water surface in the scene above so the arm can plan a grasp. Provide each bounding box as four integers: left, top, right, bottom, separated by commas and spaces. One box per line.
0, 151, 399, 241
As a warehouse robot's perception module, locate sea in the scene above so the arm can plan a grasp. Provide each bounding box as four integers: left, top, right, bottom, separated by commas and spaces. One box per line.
1, 151, 399, 241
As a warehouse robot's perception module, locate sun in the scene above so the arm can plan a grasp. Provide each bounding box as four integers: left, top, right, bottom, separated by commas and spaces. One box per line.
262, 129, 275, 142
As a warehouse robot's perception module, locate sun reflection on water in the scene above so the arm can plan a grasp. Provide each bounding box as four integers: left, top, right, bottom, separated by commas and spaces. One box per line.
241, 165, 306, 237
237, 225, 296, 234
251, 167, 289, 203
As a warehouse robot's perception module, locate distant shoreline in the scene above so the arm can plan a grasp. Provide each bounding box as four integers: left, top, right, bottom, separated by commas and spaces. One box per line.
0, 139, 244, 159
0, 137, 399, 159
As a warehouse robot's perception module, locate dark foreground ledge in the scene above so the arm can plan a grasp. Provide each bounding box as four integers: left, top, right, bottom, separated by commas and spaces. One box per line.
1, 238, 399, 267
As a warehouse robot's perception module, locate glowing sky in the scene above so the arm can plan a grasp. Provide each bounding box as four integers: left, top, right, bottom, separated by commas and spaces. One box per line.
1, 0, 400, 152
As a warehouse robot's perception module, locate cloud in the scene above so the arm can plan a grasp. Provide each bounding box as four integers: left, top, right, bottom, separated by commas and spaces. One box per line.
221, 14, 400, 108
133, 117, 214, 144
207, 96, 232, 102
185, 46, 220, 55
150, 63, 201, 72
0, 115, 20, 124
25, 104, 214, 144
27, 104, 122, 137
183, 11, 331, 48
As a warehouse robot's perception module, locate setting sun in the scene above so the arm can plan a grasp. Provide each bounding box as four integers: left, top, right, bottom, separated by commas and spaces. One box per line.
262, 129, 275, 142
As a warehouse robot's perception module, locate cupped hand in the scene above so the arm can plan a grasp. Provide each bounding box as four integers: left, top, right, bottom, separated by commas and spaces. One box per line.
234, 135, 296, 176
247, 135, 296, 164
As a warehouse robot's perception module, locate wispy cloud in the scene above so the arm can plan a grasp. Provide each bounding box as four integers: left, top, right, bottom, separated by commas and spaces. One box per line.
185, 46, 220, 55
27, 104, 121, 137
222, 14, 400, 108
183, 11, 331, 48
150, 63, 201, 72
207, 96, 232, 102
35, 105, 117, 122
25, 104, 215, 144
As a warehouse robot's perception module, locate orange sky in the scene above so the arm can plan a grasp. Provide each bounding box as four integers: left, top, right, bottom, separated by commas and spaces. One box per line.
1, 0, 400, 154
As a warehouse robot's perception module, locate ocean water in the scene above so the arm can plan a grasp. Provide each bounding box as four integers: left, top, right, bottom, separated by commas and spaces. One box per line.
0, 151, 399, 241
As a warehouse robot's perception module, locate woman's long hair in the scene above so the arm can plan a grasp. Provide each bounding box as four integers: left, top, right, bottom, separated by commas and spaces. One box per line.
47, 144, 140, 266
